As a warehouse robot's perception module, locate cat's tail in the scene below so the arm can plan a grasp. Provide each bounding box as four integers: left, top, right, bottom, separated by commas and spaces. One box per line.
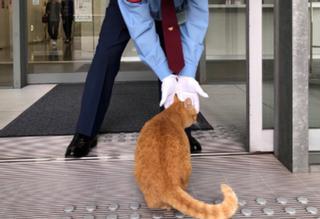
165, 184, 238, 219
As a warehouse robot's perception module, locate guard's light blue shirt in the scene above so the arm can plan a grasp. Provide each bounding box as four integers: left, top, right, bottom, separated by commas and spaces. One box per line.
118, 0, 209, 80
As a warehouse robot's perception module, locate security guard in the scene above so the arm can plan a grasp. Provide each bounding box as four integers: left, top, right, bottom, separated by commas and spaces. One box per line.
65, 0, 209, 158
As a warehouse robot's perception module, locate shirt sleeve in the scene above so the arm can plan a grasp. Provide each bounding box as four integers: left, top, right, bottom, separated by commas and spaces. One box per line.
179, 0, 209, 78
117, 0, 173, 81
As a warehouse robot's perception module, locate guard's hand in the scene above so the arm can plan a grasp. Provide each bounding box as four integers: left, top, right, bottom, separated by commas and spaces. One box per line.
176, 76, 209, 113
160, 75, 178, 109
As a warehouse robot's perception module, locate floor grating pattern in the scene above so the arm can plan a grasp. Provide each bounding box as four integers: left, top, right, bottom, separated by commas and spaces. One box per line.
1, 154, 320, 218
0, 125, 246, 159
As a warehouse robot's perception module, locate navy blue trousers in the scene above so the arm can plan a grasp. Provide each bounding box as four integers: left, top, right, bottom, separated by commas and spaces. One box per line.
76, 0, 191, 137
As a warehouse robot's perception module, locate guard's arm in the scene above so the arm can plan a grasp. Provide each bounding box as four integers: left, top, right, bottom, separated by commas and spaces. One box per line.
117, 0, 173, 80
179, 0, 209, 78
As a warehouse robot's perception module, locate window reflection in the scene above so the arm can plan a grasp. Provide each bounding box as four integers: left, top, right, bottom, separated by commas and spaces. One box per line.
204, 0, 247, 145
262, 0, 274, 129
27, 0, 138, 74
0, 0, 13, 86
310, 0, 320, 129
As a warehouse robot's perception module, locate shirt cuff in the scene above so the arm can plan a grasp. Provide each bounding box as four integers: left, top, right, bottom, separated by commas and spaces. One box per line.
179, 62, 197, 78
151, 59, 173, 81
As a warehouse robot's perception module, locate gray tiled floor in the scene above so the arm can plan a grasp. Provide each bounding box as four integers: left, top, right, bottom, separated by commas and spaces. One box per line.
1, 154, 320, 218
200, 84, 247, 137
0, 128, 246, 160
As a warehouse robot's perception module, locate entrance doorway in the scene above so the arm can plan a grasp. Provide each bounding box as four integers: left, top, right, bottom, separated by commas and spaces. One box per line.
0, 0, 255, 160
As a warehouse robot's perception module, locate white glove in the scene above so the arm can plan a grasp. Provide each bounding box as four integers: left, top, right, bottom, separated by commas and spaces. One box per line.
176, 76, 209, 113
160, 75, 178, 108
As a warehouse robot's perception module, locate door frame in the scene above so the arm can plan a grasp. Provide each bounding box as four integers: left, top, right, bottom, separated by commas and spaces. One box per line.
252, 0, 320, 155
247, 0, 271, 152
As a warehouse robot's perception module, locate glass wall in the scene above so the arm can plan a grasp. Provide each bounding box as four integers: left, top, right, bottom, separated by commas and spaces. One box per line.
0, 0, 13, 86
204, 0, 247, 145
206, 0, 246, 83
263, 0, 320, 132
310, 0, 320, 131
27, 0, 139, 75
262, 0, 274, 129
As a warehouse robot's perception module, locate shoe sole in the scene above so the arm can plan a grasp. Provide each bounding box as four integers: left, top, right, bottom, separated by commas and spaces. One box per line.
65, 138, 98, 158
90, 138, 98, 149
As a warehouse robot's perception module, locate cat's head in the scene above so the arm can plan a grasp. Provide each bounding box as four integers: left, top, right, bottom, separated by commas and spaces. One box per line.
173, 96, 198, 128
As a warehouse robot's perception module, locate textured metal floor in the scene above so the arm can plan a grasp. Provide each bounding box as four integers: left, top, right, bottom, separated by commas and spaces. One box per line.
1, 154, 320, 219
0, 125, 246, 160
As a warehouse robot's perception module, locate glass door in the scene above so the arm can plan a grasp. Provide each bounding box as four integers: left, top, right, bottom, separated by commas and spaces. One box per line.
26, 0, 142, 83
261, 0, 275, 151
0, 0, 275, 160
203, 0, 274, 152
0, 0, 13, 87
309, 0, 320, 152
27, 0, 102, 74
236, 0, 273, 152
204, 0, 248, 151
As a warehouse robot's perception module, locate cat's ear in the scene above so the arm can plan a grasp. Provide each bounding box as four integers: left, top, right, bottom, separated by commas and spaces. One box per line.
184, 98, 193, 109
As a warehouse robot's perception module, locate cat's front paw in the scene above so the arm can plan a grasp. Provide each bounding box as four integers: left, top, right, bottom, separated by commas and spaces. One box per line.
160, 204, 172, 211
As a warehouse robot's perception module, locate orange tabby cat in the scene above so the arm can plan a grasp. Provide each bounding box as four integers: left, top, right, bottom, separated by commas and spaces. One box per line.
135, 96, 238, 219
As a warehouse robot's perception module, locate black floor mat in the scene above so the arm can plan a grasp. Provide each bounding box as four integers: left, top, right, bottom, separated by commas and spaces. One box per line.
0, 82, 213, 137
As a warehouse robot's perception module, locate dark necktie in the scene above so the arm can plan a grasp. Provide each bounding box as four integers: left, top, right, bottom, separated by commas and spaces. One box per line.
161, 0, 185, 74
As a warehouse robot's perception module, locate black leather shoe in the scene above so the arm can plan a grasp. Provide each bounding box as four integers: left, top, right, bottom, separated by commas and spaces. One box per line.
187, 134, 202, 153
65, 133, 98, 158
